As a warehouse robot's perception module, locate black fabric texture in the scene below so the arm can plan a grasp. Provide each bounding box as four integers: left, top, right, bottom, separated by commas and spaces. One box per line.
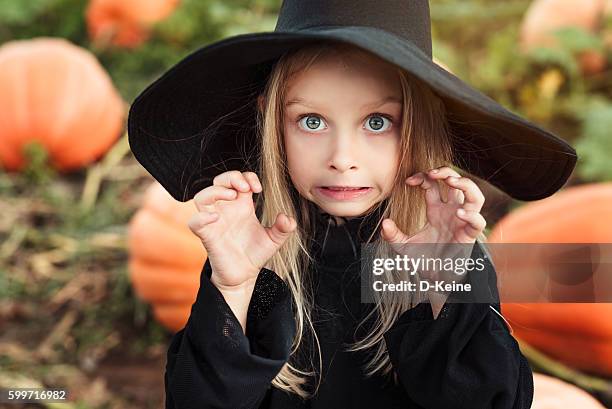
164, 208, 534, 408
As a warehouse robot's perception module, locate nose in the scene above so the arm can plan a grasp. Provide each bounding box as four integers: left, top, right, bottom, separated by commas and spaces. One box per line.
328, 131, 359, 172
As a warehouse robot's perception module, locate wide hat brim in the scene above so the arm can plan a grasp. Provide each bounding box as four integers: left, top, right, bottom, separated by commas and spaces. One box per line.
127, 25, 577, 202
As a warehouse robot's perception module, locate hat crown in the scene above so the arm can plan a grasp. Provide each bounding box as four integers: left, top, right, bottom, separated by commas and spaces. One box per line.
274, 0, 432, 58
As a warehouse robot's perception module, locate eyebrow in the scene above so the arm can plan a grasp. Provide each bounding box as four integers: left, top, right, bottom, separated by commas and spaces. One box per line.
285, 95, 402, 109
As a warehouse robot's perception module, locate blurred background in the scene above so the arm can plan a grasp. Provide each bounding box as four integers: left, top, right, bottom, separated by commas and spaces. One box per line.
1, 0, 612, 408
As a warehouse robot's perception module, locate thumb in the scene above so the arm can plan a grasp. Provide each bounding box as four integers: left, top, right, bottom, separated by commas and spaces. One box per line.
381, 218, 407, 243
265, 213, 297, 248
381, 218, 411, 254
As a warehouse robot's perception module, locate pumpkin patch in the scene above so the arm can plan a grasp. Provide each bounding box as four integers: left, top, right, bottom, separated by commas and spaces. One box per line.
532, 373, 605, 408
128, 181, 207, 332
0, 37, 125, 172
520, 0, 610, 75
490, 183, 612, 376
86, 0, 181, 48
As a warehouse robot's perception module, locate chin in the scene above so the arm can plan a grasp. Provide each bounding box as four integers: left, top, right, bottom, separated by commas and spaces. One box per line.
316, 202, 373, 218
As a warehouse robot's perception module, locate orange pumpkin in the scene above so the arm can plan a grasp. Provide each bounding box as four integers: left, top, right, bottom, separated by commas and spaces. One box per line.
86, 0, 180, 48
532, 373, 605, 408
128, 181, 206, 332
490, 183, 612, 376
520, 0, 608, 75
0, 38, 124, 171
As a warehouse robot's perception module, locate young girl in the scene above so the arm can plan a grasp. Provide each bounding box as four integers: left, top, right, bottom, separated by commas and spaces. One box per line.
127, 1, 576, 408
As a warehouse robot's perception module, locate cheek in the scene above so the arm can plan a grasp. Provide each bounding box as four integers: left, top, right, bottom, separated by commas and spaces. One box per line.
373, 133, 400, 162
284, 121, 304, 154
369, 135, 401, 187
287, 161, 313, 195
283, 124, 297, 161
284, 129, 312, 191
284, 126, 322, 163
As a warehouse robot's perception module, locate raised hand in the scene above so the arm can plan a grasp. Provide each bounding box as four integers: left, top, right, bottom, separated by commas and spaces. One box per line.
380, 166, 486, 283
188, 170, 297, 291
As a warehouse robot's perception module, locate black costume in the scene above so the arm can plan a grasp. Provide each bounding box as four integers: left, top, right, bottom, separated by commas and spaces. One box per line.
164, 208, 534, 409
124, 1, 572, 407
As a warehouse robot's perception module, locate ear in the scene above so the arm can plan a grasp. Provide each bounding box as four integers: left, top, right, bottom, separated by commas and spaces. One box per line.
257, 94, 266, 114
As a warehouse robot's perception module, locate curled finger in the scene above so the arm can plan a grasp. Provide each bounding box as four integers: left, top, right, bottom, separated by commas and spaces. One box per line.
187, 211, 220, 236
193, 185, 238, 212
447, 177, 485, 213
406, 172, 442, 205
426, 167, 464, 204
243, 171, 262, 193
427, 166, 461, 180
456, 209, 487, 239
213, 170, 251, 192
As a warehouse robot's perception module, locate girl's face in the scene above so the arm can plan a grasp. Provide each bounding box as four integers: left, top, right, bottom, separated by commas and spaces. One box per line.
283, 48, 402, 218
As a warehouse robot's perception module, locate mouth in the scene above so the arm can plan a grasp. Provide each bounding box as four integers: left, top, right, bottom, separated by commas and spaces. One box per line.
317, 186, 373, 200
321, 186, 370, 191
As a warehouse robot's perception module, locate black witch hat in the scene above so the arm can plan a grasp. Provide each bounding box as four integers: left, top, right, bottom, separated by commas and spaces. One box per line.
127, 0, 577, 202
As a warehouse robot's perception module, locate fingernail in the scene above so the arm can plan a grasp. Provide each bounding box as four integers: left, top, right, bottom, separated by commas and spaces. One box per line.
457, 208, 465, 216
449, 177, 458, 182
431, 169, 439, 173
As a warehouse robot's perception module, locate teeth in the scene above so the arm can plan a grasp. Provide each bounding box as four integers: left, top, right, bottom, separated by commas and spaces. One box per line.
327, 187, 361, 191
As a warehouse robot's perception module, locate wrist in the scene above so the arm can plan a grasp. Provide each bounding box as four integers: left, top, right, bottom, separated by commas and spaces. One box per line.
210, 275, 258, 334
211, 275, 258, 296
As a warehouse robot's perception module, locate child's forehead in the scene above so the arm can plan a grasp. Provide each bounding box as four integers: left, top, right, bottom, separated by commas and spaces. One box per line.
284, 58, 403, 109
285, 94, 401, 112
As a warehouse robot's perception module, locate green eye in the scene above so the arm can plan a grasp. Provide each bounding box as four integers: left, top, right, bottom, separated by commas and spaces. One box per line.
365, 115, 391, 132
298, 115, 326, 131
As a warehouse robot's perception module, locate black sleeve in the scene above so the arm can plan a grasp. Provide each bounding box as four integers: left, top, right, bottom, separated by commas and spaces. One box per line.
164, 258, 295, 409
383, 242, 534, 409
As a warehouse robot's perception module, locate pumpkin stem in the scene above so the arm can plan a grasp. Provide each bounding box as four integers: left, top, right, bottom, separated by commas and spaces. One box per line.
80, 132, 130, 212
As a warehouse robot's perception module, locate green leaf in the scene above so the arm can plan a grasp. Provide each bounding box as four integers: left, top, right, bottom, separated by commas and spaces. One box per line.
0, 0, 55, 24
575, 100, 612, 181
528, 46, 580, 78
553, 26, 604, 53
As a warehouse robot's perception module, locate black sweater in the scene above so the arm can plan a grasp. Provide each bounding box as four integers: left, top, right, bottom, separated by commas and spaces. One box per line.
164, 209, 534, 409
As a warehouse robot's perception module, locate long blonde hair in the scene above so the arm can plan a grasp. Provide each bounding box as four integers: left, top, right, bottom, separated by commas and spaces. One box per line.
254, 41, 485, 398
